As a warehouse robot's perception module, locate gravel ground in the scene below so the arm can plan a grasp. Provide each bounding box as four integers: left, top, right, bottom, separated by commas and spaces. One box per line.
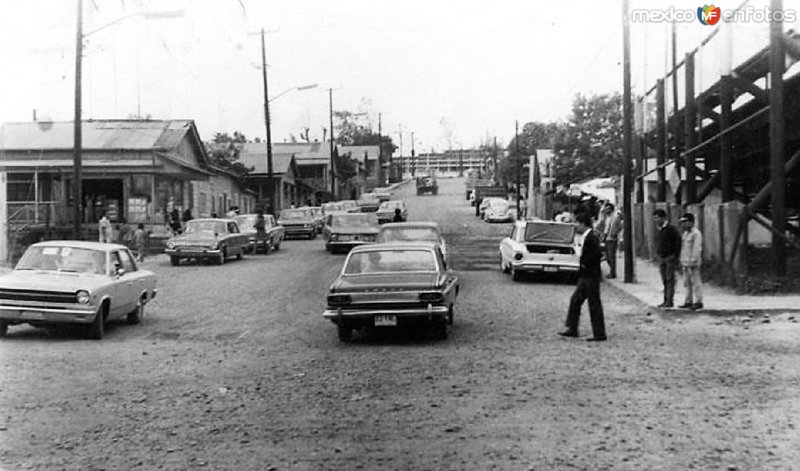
0, 178, 799, 470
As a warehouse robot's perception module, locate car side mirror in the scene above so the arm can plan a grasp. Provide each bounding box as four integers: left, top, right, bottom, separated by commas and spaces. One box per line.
115, 267, 126, 277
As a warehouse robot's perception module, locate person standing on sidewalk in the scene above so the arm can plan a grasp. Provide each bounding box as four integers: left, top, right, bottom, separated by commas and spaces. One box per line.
98, 211, 113, 243
602, 203, 623, 279
559, 212, 607, 341
678, 213, 703, 310
653, 209, 682, 308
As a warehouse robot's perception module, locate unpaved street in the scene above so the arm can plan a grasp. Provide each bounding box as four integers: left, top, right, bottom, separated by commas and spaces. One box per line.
1, 178, 800, 470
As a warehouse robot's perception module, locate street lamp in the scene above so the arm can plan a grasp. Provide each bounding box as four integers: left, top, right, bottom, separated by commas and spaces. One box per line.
270, 84, 318, 103
72, 1, 183, 238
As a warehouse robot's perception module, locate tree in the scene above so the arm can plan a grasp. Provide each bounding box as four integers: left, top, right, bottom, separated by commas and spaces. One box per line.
501, 122, 564, 187
552, 93, 623, 184
205, 131, 253, 178
333, 109, 398, 183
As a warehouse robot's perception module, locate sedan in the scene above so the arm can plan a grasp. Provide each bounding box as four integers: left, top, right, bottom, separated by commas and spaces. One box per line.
322, 242, 459, 341
165, 218, 248, 265
0, 241, 157, 339
376, 221, 447, 260
323, 213, 380, 254
278, 208, 318, 239
483, 199, 517, 223
478, 197, 506, 219
375, 200, 408, 224
499, 219, 579, 281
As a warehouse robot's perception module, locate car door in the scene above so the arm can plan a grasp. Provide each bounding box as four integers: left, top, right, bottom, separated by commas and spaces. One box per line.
227, 221, 244, 253
436, 248, 459, 304
322, 215, 332, 241
109, 250, 135, 318
499, 224, 519, 264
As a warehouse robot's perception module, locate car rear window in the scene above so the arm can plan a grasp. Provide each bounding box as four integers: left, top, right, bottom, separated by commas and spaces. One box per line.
524, 223, 575, 244
345, 250, 436, 274
377, 227, 439, 243
331, 214, 377, 227
281, 210, 310, 219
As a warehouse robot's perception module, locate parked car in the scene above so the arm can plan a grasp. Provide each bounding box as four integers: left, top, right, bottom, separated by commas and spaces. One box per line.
376, 221, 447, 260
165, 218, 248, 265
483, 199, 517, 223
278, 208, 318, 239
322, 242, 459, 341
234, 213, 285, 253
373, 187, 392, 202
499, 219, 579, 281
297, 206, 325, 234
376, 200, 408, 224
478, 197, 506, 219
323, 213, 380, 254
0, 241, 157, 339
356, 193, 381, 213
321, 202, 345, 215
338, 200, 361, 213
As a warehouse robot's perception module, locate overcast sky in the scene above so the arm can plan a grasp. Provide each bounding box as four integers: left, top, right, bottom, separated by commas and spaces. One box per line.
1, 0, 797, 153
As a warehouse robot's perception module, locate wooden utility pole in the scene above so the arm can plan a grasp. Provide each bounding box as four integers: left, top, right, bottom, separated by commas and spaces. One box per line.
769, 0, 786, 275
329, 88, 336, 197
260, 28, 275, 212
720, 75, 734, 202
515, 121, 521, 219
656, 79, 666, 202
671, 20, 682, 205
622, 0, 635, 282
73, 0, 84, 238
684, 53, 697, 204
410, 131, 416, 177
377, 113, 383, 185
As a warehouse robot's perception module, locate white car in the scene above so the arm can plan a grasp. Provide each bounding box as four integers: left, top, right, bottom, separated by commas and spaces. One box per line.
478, 197, 505, 219
483, 199, 517, 223
499, 219, 579, 281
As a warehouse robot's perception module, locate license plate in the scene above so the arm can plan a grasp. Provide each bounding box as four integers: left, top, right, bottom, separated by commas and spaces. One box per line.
544, 267, 558, 272
374, 315, 397, 326
21, 310, 44, 320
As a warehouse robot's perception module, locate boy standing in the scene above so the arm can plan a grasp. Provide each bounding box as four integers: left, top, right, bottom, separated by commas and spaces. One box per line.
679, 213, 703, 310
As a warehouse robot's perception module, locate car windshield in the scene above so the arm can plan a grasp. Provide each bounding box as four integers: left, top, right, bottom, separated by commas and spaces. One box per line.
331, 214, 377, 227
16, 246, 106, 275
344, 249, 436, 274
378, 227, 439, 243
281, 210, 311, 219
322, 203, 342, 212
379, 201, 403, 210
184, 220, 226, 235
234, 215, 257, 231
489, 200, 510, 209
524, 222, 575, 243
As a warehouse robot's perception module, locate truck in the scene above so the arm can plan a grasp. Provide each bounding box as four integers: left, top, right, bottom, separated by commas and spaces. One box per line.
416, 176, 438, 196
465, 170, 493, 200
472, 185, 507, 215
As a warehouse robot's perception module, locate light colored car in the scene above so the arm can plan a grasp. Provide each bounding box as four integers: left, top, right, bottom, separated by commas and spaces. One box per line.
323, 242, 459, 341
373, 187, 392, 202
483, 199, 517, 223
0, 241, 157, 339
299, 206, 326, 233
375, 200, 408, 224
323, 213, 380, 254
356, 194, 381, 213
278, 208, 318, 239
499, 219, 579, 281
376, 222, 447, 260
338, 200, 361, 213
479, 197, 506, 218
165, 218, 249, 265
234, 213, 285, 253
321, 202, 345, 215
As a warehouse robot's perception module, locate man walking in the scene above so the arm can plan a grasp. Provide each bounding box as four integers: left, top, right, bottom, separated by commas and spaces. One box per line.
601, 203, 622, 279
678, 213, 703, 310
653, 209, 682, 308
559, 212, 607, 341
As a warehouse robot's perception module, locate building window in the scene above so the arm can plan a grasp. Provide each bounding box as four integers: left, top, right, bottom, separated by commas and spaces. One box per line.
198, 192, 207, 215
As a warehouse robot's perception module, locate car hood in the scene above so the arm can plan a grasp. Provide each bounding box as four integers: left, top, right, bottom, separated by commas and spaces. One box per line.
330, 227, 379, 235
0, 270, 111, 292
332, 272, 441, 291
169, 234, 219, 245
279, 218, 314, 224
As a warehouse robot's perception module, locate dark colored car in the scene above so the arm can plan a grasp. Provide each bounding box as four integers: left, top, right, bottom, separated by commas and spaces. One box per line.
278, 208, 317, 239
416, 176, 438, 196
375, 200, 408, 224
323, 213, 379, 254
323, 242, 459, 341
165, 219, 249, 265
356, 194, 381, 213
234, 214, 285, 253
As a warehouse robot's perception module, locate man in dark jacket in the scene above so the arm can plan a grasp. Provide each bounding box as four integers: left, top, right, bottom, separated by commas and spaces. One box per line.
559, 212, 607, 341
653, 208, 682, 308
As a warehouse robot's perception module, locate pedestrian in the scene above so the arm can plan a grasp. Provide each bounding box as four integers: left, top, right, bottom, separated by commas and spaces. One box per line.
132, 223, 147, 262
182, 207, 193, 224
653, 208, 682, 308
559, 212, 607, 341
678, 213, 703, 310
254, 209, 267, 253
98, 211, 113, 243
602, 203, 623, 279
392, 208, 404, 223
169, 208, 182, 234
116, 218, 133, 247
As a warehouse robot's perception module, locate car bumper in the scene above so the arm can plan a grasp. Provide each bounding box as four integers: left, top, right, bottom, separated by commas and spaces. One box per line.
326, 240, 375, 251
512, 262, 579, 273
165, 248, 221, 258
284, 228, 315, 237
323, 304, 449, 320
0, 304, 98, 324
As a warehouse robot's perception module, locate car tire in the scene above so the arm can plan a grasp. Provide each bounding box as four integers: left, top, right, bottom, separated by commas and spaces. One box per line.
447, 305, 454, 326
337, 323, 353, 342
236, 247, 243, 260
86, 303, 106, 340
0, 321, 8, 338
170, 256, 180, 266
501, 256, 511, 274
511, 265, 523, 282
127, 296, 145, 325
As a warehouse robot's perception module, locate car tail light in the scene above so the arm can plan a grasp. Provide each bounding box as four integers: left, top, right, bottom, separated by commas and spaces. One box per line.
514, 252, 523, 261
328, 294, 351, 306
419, 292, 443, 303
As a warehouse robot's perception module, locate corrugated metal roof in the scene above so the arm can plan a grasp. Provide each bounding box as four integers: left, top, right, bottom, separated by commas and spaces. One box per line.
0, 119, 194, 151
239, 142, 295, 175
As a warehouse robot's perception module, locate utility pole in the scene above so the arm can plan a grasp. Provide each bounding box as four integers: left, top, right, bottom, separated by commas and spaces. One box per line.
73, 0, 83, 239
329, 88, 336, 198
770, 0, 786, 276
378, 112, 383, 185
410, 131, 416, 177
515, 121, 521, 219
622, 0, 635, 282
492, 137, 498, 182
459, 145, 463, 177
671, 20, 681, 205
260, 28, 275, 212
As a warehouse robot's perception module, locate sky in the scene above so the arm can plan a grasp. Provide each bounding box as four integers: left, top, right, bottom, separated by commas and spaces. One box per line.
1, 0, 798, 154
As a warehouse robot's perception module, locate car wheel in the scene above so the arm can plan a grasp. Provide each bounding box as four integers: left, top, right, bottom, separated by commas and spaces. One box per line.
501, 256, 511, 274
447, 305, 454, 326
0, 321, 8, 338
86, 303, 106, 340
337, 323, 353, 342
127, 296, 145, 325
170, 256, 180, 266
433, 318, 448, 340
236, 247, 243, 260
217, 248, 226, 265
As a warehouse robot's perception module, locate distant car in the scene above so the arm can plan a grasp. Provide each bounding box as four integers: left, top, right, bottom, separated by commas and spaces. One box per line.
165, 218, 248, 265
376, 200, 408, 224
0, 241, 157, 339
322, 242, 459, 341
416, 176, 438, 196
278, 208, 318, 239
479, 197, 506, 219
483, 199, 517, 223
234, 213, 285, 253
373, 187, 392, 202
499, 219, 579, 281
298, 206, 325, 234
323, 213, 380, 254
338, 200, 361, 213
356, 194, 381, 213
376, 221, 447, 260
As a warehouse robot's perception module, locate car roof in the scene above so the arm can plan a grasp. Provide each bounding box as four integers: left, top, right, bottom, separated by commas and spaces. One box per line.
190, 218, 235, 222
518, 218, 573, 227
349, 241, 439, 253
379, 221, 439, 229
31, 240, 127, 251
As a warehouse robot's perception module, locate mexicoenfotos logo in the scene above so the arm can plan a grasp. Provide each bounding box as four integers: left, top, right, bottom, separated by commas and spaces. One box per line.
697, 4, 722, 25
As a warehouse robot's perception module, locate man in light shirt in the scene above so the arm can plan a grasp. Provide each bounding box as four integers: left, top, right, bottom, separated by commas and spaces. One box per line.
678, 213, 703, 310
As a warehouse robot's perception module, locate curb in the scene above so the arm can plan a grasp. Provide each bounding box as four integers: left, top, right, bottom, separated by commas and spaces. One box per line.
388, 178, 412, 191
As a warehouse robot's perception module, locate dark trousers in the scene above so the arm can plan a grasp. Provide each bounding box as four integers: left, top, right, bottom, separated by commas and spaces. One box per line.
659, 257, 677, 304
565, 276, 605, 338
605, 239, 618, 276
